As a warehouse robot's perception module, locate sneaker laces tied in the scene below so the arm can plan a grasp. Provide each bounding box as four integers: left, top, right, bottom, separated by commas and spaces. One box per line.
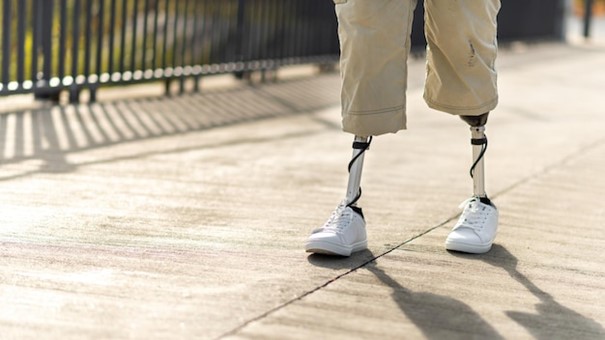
456, 198, 489, 231
317, 201, 351, 234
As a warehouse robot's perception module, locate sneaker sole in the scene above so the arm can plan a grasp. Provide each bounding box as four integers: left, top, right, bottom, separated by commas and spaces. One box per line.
445, 240, 492, 254
305, 239, 367, 257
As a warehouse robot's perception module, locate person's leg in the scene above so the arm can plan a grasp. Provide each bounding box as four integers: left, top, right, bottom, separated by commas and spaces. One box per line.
305, 0, 417, 256
423, 0, 500, 116
338, 0, 417, 136
424, 0, 501, 254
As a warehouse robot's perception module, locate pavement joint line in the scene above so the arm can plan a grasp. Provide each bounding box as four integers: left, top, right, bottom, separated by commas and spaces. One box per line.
490, 135, 605, 200
217, 217, 460, 339
218, 135, 605, 339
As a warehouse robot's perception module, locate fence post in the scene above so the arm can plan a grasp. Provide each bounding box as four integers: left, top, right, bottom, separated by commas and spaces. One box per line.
233, 0, 247, 80
34, 0, 61, 101
1, 0, 11, 90
583, 0, 594, 38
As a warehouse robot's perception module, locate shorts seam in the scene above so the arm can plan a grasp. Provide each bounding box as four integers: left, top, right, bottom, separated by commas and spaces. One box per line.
348, 104, 405, 115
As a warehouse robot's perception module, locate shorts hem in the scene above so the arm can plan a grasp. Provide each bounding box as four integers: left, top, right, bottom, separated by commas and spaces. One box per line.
342, 107, 407, 136
424, 95, 498, 116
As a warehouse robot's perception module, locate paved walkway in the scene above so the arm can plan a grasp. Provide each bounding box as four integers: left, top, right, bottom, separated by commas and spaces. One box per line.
1, 43, 604, 339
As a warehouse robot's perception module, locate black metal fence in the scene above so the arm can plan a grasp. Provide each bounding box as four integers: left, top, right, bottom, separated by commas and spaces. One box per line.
410, 0, 568, 47
0, 0, 339, 102
1, 0, 569, 103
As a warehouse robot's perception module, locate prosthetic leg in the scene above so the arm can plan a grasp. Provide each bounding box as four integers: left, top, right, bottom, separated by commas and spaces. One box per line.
460, 113, 492, 205
305, 135, 372, 256
445, 112, 499, 254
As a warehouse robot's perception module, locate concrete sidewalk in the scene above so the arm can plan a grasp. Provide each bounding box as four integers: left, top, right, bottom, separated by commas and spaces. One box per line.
1, 43, 604, 339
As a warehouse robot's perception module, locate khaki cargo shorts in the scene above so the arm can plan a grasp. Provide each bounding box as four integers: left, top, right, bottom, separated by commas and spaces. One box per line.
334, 0, 501, 136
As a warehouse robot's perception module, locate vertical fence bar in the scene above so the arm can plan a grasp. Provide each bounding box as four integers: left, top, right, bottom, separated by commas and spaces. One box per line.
217, 1, 226, 63
190, 0, 200, 91
17, 0, 26, 86
234, 0, 245, 67
171, 0, 180, 69
70, 0, 82, 102
42, 0, 54, 86
162, 0, 171, 94
198, 0, 212, 65
275, 0, 285, 63
58, 0, 67, 81
209, 1, 220, 65
171, 1, 180, 93
252, 0, 263, 63
151, 0, 159, 71
31, 0, 40, 91
108, 0, 116, 76
583, 0, 594, 38
229, 0, 244, 79
84, 0, 93, 80
93, 0, 106, 101
196, 0, 210, 90
180, 0, 190, 93
268, 0, 278, 61
33, 0, 57, 100
181, 0, 190, 68
302, 0, 313, 60
119, 0, 128, 74
2, 0, 12, 87
212, 2, 222, 64
295, 0, 305, 59
199, 0, 209, 66
284, 0, 294, 61
130, 0, 139, 73
141, 0, 150, 73
259, 0, 269, 62
162, 0, 169, 69
227, 0, 237, 63
246, 0, 258, 64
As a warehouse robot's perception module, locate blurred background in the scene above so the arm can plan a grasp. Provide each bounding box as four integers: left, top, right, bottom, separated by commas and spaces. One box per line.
0, 0, 603, 104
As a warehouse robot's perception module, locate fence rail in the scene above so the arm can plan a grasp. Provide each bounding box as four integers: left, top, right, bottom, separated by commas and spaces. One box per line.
0, 0, 339, 102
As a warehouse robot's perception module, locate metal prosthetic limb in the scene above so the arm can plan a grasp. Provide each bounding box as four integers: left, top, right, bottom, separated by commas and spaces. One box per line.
345, 136, 372, 207
469, 125, 487, 197
460, 113, 490, 200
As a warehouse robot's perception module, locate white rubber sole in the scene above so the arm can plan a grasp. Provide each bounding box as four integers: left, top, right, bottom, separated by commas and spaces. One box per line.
445, 239, 493, 254
305, 239, 367, 257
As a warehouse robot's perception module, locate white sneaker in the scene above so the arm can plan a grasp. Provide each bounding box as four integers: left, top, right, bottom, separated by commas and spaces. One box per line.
445, 197, 499, 254
305, 201, 368, 256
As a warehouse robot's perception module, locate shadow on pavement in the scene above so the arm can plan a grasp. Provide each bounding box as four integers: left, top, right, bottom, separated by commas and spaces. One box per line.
306, 249, 377, 270
308, 251, 504, 339
0, 75, 340, 181
309, 245, 605, 338
451, 245, 605, 339
367, 261, 505, 339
